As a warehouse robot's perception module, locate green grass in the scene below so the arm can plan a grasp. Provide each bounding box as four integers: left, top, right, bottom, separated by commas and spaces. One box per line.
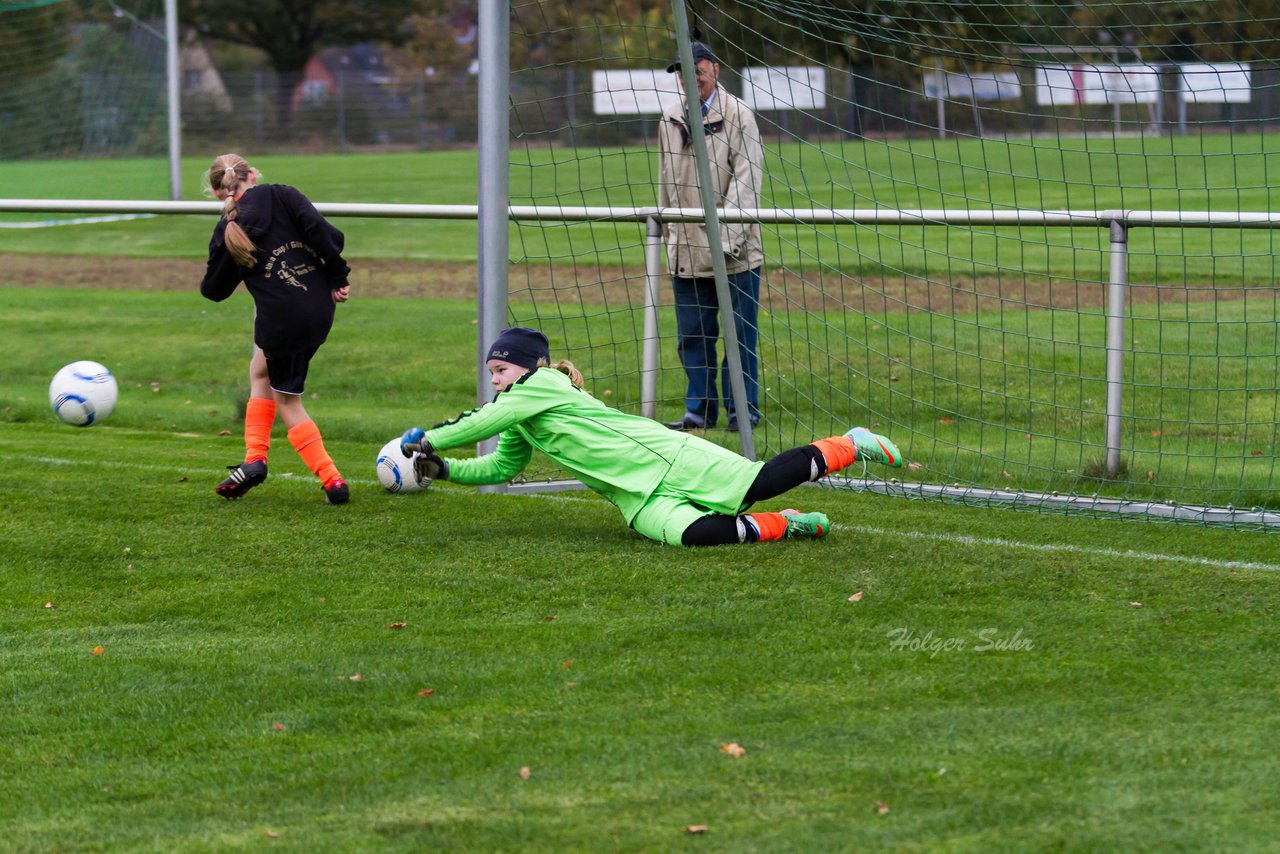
4, 135, 1280, 283
5, 448, 1280, 852
3, 303, 1280, 848
4, 286, 1277, 508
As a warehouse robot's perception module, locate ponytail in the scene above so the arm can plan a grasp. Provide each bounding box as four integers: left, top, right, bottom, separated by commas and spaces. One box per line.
206, 153, 258, 267
536, 357, 585, 389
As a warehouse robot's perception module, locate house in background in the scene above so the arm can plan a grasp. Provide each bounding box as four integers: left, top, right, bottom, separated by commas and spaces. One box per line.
292, 43, 402, 113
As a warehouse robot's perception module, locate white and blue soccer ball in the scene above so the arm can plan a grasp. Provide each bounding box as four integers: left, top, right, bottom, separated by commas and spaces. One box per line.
376, 437, 432, 493
49, 361, 118, 427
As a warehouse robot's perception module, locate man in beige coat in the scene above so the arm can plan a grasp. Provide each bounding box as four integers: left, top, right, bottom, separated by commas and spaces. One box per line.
658, 41, 765, 432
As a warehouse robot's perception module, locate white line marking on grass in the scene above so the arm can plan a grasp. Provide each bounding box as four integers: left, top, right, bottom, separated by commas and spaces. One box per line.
0, 213, 157, 229
834, 523, 1280, 573
9, 452, 1279, 573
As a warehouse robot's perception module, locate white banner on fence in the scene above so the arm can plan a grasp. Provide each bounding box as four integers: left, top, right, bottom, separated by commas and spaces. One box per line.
592, 70, 681, 115
1035, 64, 1161, 105
1180, 63, 1252, 103
740, 66, 827, 111
922, 71, 1021, 101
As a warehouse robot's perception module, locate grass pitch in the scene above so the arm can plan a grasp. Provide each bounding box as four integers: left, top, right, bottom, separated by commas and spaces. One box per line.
2, 285, 1280, 851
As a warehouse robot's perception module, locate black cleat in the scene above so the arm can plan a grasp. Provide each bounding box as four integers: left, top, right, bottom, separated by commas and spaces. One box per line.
324, 478, 350, 505
216, 459, 268, 499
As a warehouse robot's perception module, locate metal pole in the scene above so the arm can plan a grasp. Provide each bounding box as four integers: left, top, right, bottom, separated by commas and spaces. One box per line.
641, 215, 663, 419
935, 57, 946, 139
670, 0, 756, 459
337, 68, 346, 153
254, 71, 264, 148
1105, 219, 1129, 476
164, 0, 180, 201
476, 0, 510, 487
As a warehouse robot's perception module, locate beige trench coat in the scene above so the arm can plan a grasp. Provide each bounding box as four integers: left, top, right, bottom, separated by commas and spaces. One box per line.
657, 84, 765, 278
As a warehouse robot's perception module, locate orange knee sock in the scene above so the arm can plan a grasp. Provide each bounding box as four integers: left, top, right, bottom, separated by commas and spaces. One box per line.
810, 435, 857, 475
244, 397, 276, 464
748, 512, 788, 543
288, 419, 341, 487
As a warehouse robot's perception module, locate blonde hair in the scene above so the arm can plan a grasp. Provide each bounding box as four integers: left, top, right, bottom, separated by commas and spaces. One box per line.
205, 153, 258, 267
537, 357, 584, 389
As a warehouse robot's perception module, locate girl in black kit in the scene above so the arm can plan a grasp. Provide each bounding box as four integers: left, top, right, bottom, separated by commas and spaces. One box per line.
200, 153, 350, 504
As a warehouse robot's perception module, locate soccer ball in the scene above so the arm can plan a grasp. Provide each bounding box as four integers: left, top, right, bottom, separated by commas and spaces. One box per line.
376, 437, 432, 493
50, 361, 118, 427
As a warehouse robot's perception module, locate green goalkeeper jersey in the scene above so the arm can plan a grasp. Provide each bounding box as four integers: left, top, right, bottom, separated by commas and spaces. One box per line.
423, 367, 764, 525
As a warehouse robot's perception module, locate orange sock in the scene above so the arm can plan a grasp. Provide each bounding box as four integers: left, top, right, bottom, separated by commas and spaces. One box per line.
748, 512, 788, 543
288, 419, 341, 487
244, 397, 276, 464
810, 435, 857, 475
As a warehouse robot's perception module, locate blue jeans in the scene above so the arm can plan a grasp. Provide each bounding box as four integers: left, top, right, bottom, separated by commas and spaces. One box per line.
673, 267, 761, 427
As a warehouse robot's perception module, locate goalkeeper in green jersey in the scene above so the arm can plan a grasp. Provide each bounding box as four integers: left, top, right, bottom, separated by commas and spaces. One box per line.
400, 327, 902, 546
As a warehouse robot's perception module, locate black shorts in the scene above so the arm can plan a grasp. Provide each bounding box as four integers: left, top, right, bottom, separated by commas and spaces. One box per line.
264, 345, 320, 395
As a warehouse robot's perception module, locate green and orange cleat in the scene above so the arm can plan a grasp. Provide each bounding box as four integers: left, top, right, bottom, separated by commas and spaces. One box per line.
846, 427, 903, 468
781, 509, 830, 539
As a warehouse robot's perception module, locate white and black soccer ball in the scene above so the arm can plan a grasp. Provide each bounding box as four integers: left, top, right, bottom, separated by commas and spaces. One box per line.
49, 361, 118, 427
376, 437, 432, 493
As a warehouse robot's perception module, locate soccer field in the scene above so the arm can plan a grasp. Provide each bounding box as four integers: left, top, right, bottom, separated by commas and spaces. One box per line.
2, 281, 1280, 849
4, 135, 1279, 283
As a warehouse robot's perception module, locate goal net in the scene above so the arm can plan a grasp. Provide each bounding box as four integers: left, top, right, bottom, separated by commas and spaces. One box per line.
504, 0, 1280, 526
0, 0, 173, 160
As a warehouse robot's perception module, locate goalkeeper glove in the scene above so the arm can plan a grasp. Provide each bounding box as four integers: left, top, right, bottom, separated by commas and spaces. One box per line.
400, 427, 432, 456
414, 452, 448, 484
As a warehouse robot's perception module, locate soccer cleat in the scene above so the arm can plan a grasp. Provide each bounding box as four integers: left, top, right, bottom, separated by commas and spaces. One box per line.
324, 478, 350, 505
664, 414, 709, 431
215, 459, 267, 499
846, 427, 903, 468
781, 509, 830, 539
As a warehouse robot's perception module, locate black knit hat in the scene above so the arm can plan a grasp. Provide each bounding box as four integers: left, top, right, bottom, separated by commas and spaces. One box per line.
486, 326, 550, 371
667, 41, 715, 73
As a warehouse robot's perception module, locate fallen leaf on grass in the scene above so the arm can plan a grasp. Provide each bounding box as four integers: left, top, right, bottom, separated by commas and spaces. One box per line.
91, 645, 104, 656
44, 602, 54, 609
720, 742, 746, 757
265, 831, 280, 839
683, 825, 709, 835
347, 673, 363, 682
875, 800, 890, 815
418, 688, 435, 697
906, 461, 924, 472
272, 722, 286, 731
542, 615, 557, 622
937, 417, 955, 425
562, 659, 573, 669
218, 429, 231, 436
1252, 449, 1264, 457
1146, 471, 1156, 482
1129, 601, 1143, 607
387, 621, 407, 629
519, 766, 531, 780
848, 591, 865, 602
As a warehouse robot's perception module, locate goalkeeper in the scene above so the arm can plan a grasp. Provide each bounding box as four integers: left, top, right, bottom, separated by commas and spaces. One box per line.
400, 327, 902, 546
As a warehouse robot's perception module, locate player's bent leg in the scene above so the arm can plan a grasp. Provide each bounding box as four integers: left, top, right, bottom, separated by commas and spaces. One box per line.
287, 418, 347, 504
